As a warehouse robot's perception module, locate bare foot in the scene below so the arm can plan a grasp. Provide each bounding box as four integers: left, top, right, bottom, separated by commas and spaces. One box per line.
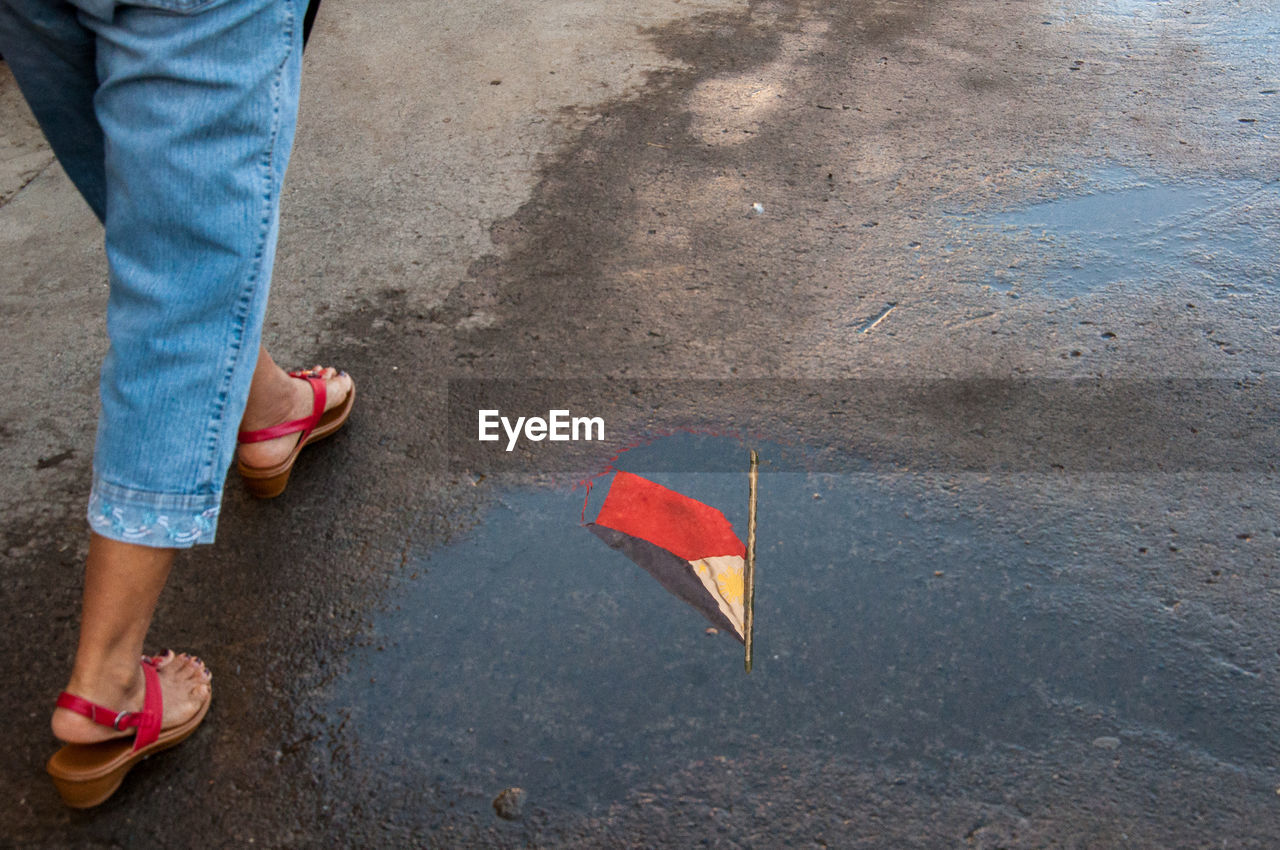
237, 365, 354, 470
51, 651, 211, 745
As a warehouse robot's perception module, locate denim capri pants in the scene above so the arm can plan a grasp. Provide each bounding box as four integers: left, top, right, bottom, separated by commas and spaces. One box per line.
0, 0, 304, 546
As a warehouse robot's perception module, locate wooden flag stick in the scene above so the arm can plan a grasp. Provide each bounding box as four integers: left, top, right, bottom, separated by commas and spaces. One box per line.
744, 450, 759, 673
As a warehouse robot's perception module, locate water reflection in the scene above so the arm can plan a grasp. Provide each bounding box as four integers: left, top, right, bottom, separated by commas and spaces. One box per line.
323, 436, 1279, 819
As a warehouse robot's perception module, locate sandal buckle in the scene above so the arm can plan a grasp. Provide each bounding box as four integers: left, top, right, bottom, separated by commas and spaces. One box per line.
112, 710, 130, 731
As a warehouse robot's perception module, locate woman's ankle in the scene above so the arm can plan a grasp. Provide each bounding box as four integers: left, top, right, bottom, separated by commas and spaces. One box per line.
64, 653, 146, 707
240, 364, 308, 433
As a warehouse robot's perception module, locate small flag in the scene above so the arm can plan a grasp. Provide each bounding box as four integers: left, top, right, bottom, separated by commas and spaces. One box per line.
586, 471, 747, 642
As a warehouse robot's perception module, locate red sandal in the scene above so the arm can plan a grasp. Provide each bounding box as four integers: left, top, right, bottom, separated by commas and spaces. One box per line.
236, 368, 356, 498
47, 654, 212, 808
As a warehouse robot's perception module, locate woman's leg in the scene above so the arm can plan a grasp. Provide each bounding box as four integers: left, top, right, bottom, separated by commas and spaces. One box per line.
2, 0, 322, 747
50, 535, 210, 744
84, 0, 307, 547
46, 346, 355, 746
0, 0, 224, 742
1, 0, 351, 535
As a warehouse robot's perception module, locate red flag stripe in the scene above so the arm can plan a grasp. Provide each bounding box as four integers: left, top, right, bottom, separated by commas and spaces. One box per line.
593, 471, 746, 560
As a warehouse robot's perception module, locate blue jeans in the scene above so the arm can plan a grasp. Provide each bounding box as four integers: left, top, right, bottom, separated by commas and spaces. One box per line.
0, 0, 303, 546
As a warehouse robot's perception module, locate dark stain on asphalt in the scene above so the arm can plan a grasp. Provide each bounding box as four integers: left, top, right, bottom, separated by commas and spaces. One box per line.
35, 449, 75, 470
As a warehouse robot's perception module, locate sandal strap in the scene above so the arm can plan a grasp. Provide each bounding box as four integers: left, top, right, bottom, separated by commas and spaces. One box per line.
236, 374, 326, 444
55, 692, 140, 732
54, 657, 164, 752
135, 657, 162, 750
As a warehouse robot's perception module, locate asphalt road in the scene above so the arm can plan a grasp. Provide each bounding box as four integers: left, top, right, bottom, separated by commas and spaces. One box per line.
2, 0, 1277, 846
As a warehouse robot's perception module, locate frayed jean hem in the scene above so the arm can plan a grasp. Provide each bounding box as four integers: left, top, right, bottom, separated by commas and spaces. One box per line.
87, 476, 220, 548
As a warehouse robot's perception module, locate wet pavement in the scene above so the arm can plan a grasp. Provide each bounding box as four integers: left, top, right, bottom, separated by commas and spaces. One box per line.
2, 0, 1279, 846
956, 167, 1278, 297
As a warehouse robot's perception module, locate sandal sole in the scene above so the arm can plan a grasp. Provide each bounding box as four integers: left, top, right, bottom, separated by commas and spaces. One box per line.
47, 685, 212, 808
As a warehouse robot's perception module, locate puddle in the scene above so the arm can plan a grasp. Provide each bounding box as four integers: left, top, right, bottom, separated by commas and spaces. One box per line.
955, 168, 1278, 297
321, 434, 1280, 823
